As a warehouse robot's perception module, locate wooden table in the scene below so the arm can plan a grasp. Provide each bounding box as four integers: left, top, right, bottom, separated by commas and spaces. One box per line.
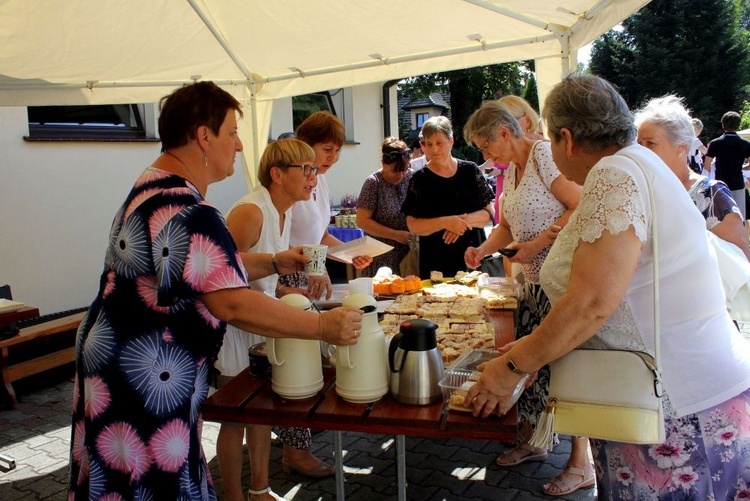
202, 309, 518, 500
0, 310, 84, 408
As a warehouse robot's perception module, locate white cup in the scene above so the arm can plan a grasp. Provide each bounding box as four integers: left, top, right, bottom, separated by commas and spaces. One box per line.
349, 277, 374, 296
303, 244, 328, 276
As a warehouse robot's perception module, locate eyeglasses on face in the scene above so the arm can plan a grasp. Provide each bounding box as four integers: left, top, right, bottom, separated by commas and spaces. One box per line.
382, 149, 411, 164
475, 138, 491, 153
287, 164, 319, 176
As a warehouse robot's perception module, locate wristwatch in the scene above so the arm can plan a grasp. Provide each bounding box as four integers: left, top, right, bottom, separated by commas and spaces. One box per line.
506, 355, 528, 376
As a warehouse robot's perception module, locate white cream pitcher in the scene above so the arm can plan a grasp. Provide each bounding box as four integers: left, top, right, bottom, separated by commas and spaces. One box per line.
267, 294, 324, 399
335, 293, 389, 403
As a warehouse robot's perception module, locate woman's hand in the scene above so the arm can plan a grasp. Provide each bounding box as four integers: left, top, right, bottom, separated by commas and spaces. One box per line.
465, 357, 519, 418
306, 273, 333, 300
394, 230, 412, 245
496, 339, 518, 355
443, 215, 472, 236
464, 246, 485, 269
275, 247, 309, 275
352, 255, 373, 270
320, 307, 363, 345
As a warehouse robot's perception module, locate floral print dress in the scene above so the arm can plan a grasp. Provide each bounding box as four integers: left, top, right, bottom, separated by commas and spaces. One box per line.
68, 167, 248, 500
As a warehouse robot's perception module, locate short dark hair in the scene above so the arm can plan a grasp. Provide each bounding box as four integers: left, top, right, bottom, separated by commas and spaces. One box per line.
721, 111, 741, 132
158, 81, 243, 151
295, 111, 345, 147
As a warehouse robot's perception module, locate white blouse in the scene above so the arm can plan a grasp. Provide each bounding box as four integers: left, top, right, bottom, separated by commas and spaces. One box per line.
502, 141, 567, 283
289, 173, 331, 246
540, 144, 750, 417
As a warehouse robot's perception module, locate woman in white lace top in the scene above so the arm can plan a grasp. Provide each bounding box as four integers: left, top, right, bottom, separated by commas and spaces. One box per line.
466, 75, 750, 499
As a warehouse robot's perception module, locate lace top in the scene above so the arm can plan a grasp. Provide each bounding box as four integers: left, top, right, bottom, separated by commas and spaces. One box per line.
540, 145, 750, 417
502, 141, 567, 283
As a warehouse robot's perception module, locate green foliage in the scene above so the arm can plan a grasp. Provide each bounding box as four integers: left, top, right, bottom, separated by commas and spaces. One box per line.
741, 101, 750, 130
398, 62, 535, 153
589, 0, 750, 139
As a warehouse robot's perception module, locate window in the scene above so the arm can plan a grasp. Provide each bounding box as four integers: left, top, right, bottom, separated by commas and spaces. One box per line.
416, 112, 429, 129
291, 89, 355, 142
292, 93, 335, 130
26, 104, 157, 141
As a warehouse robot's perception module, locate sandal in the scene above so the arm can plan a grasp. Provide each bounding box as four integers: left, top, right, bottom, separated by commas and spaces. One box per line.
247, 486, 287, 501
495, 442, 548, 467
541, 464, 595, 496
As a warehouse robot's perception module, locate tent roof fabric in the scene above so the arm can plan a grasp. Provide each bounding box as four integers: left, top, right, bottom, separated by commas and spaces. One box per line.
0, 0, 649, 173
0, 0, 648, 107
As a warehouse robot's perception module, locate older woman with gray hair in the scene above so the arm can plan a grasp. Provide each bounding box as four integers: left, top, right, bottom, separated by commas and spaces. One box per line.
634, 95, 750, 261
463, 99, 583, 495
401, 116, 495, 278
465, 74, 750, 499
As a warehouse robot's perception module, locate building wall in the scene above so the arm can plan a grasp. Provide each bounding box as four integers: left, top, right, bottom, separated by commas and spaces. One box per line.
0, 82, 389, 314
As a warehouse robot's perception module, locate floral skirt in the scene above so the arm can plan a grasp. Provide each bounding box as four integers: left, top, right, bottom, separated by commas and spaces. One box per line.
515, 282, 552, 429
592, 386, 750, 500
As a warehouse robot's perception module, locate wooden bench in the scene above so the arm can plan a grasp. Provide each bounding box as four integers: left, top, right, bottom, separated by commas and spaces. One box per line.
0, 311, 85, 409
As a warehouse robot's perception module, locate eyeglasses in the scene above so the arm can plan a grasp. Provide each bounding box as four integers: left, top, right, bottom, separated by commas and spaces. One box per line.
287, 164, 319, 176
382, 149, 411, 164
475, 138, 491, 153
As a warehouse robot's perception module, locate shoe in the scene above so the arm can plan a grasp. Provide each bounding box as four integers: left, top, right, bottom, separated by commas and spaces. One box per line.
495, 442, 548, 467
247, 486, 287, 501
281, 452, 335, 478
541, 464, 596, 496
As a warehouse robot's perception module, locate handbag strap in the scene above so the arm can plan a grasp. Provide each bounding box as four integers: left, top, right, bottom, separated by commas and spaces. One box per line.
618, 150, 661, 373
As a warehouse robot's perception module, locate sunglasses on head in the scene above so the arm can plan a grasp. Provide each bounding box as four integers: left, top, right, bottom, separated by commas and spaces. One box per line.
382, 149, 411, 164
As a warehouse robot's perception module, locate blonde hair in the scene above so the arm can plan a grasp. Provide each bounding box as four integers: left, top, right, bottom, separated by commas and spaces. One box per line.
258, 138, 316, 188
498, 95, 541, 135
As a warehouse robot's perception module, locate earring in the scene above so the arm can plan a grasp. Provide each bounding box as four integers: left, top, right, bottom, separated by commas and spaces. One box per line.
204, 152, 208, 168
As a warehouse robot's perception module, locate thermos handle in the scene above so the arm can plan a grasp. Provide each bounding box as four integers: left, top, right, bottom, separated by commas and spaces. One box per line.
266, 338, 284, 366
338, 345, 355, 369
388, 331, 403, 373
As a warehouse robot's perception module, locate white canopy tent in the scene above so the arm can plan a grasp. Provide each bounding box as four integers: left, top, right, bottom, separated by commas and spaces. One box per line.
0, 0, 649, 181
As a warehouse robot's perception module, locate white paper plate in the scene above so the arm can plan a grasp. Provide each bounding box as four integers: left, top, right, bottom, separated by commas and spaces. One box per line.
0, 299, 25, 314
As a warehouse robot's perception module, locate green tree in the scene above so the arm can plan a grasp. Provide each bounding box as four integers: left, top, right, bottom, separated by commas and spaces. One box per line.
399, 62, 534, 163
589, 0, 750, 138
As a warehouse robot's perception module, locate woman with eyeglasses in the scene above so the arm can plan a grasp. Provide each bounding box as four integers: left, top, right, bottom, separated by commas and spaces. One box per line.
280, 111, 373, 301
275, 112, 372, 481
356, 137, 415, 276
216, 138, 329, 501
463, 100, 583, 495
401, 116, 495, 279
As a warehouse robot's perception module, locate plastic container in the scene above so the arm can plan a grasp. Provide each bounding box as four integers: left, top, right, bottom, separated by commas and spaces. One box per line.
476, 276, 521, 297
438, 348, 528, 413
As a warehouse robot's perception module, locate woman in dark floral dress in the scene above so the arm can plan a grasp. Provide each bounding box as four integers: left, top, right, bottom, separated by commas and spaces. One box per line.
357, 137, 414, 276
68, 82, 362, 501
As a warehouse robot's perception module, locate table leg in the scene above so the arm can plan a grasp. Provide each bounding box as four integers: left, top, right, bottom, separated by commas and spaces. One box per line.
334, 430, 345, 501
396, 435, 406, 501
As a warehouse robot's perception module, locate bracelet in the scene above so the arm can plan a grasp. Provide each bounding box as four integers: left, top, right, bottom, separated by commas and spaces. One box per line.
275, 281, 283, 296
318, 313, 325, 340
482, 208, 494, 222
505, 355, 529, 376
271, 254, 280, 275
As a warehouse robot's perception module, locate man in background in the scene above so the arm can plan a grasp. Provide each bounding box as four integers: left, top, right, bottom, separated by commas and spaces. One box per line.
704, 111, 750, 220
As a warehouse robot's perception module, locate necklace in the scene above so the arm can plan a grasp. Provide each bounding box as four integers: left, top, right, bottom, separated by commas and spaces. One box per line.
164, 151, 204, 195
165, 150, 188, 169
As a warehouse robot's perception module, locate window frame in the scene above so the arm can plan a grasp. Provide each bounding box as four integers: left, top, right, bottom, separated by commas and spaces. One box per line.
25, 103, 158, 142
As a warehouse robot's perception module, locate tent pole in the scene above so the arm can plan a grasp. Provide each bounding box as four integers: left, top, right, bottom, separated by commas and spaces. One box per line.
249, 81, 260, 167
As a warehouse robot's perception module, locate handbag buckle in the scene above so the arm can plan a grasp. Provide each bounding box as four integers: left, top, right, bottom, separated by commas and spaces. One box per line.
652, 368, 663, 398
